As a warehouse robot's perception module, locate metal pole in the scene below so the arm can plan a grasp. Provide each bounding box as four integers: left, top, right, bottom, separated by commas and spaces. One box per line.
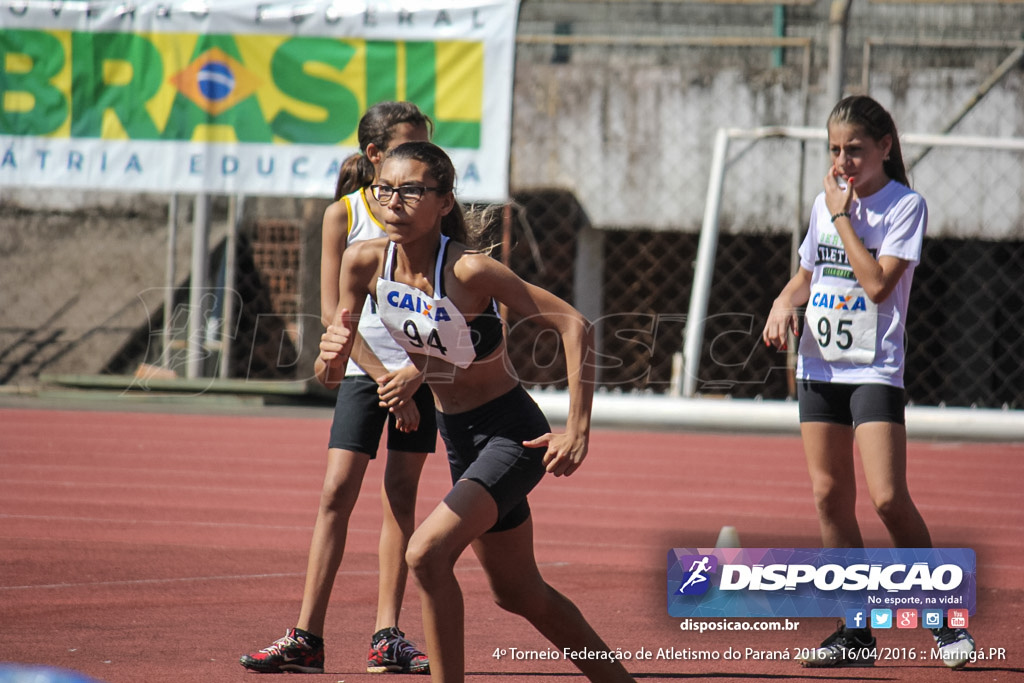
681, 128, 731, 398
574, 225, 604, 386
498, 203, 512, 323
219, 194, 242, 380
162, 194, 178, 369
187, 193, 209, 379
772, 5, 786, 68
826, 0, 853, 106
908, 45, 1024, 171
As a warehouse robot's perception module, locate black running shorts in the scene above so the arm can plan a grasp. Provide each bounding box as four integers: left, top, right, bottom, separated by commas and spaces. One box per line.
798, 379, 906, 427
436, 384, 551, 533
328, 374, 437, 456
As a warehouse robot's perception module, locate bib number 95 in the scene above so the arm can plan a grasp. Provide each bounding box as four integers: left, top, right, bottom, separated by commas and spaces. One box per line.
801, 284, 878, 364
815, 317, 854, 351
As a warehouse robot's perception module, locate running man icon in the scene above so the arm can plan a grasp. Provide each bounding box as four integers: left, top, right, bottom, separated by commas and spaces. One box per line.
678, 556, 713, 594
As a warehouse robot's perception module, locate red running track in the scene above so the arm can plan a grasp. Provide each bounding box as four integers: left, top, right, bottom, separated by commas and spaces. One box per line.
1, 404, 1022, 682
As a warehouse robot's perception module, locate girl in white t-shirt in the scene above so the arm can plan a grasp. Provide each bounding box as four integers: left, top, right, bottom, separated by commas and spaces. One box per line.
762, 95, 974, 670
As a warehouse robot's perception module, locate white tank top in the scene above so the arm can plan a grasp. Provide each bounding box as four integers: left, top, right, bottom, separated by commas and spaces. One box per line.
341, 187, 412, 375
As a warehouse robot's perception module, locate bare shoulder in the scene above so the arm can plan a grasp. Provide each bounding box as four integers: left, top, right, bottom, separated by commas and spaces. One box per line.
450, 246, 507, 284
322, 199, 352, 251
344, 237, 389, 271
323, 198, 350, 224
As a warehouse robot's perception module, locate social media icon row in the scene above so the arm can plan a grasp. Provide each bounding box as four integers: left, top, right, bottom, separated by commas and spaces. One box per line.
845, 608, 968, 629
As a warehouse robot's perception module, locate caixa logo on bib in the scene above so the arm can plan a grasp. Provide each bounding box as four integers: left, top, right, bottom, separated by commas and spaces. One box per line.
667, 548, 976, 619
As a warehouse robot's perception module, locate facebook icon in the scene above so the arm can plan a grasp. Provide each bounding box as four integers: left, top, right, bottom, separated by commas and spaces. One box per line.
845, 609, 867, 629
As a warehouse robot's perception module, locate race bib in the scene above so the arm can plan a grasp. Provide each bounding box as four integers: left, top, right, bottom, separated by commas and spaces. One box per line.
375, 279, 478, 369
801, 284, 878, 364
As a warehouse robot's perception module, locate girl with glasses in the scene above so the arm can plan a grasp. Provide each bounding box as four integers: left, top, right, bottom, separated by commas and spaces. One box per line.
319, 141, 635, 683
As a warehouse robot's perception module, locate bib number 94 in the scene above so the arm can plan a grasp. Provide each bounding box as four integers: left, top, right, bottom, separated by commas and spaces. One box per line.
403, 319, 448, 356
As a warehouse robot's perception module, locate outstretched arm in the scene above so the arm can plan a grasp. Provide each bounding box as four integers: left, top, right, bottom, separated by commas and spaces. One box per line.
460, 254, 595, 476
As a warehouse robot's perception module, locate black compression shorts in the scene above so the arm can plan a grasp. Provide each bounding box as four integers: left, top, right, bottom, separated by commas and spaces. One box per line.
328, 374, 436, 456
798, 380, 906, 427
436, 384, 551, 532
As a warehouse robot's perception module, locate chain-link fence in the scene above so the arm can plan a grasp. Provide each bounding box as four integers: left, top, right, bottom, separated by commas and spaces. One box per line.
98, 212, 308, 384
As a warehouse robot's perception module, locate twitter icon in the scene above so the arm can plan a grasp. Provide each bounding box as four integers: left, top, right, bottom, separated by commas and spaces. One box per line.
871, 609, 893, 629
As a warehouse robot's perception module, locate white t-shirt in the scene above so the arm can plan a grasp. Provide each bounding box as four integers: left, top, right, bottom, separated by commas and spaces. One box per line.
797, 180, 926, 387
341, 187, 412, 376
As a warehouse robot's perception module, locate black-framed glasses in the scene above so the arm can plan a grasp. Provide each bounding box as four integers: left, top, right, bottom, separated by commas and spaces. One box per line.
370, 184, 442, 205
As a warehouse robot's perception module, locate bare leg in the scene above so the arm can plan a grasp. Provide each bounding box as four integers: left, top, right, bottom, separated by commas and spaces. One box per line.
801, 422, 863, 547
406, 480, 500, 683
296, 448, 371, 635
855, 421, 932, 548
375, 449, 429, 630
473, 519, 635, 683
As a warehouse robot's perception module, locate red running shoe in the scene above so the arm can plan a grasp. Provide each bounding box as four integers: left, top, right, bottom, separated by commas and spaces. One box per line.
240, 628, 325, 673
366, 627, 429, 674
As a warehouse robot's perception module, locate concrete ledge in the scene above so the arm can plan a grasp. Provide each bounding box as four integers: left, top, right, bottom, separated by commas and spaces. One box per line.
37, 373, 337, 406
528, 390, 1024, 442
18, 376, 1024, 441
41, 373, 312, 395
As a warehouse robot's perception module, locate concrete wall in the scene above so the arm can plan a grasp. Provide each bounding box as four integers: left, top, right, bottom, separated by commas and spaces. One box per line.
4, 2, 1022, 238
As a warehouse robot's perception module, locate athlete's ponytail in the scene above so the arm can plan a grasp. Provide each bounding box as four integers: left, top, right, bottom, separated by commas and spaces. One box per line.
334, 153, 374, 200
828, 95, 909, 187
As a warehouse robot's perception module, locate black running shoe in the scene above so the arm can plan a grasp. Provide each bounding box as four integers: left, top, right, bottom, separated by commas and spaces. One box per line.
799, 620, 877, 668
366, 626, 429, 674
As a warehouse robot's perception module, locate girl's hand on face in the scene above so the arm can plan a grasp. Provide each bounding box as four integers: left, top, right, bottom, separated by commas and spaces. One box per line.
824, 166, 855, 215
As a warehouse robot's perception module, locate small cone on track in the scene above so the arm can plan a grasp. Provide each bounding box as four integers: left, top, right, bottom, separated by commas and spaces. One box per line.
715, 525, 741, 548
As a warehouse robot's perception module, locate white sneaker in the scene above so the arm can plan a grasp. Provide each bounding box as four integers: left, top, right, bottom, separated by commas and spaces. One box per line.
931, 627, 975, 669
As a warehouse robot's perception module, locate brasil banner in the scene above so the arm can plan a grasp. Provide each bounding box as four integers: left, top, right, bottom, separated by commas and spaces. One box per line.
0, 0, 519, 201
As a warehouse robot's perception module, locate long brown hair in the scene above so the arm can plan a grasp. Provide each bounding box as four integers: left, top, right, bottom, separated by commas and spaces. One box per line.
381, 141, 474, 245
828, 95, 909, 187
333, 102, 434, 200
